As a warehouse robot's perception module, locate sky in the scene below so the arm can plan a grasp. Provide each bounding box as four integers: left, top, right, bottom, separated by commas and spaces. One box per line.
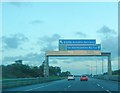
1, 2, 118, 75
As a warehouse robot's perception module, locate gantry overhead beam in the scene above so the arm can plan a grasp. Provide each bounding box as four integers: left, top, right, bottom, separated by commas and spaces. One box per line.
44, 50, 112, 77
46, 50, 101, 56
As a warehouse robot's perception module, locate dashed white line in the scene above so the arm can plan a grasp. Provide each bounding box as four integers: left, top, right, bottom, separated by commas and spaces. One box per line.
97, 84, 100, 86
96, 84, 111, 93
101, 87, 104, 88
106, 90, 111, 93
68, 85, 71, 88
44, 85, 49, 87
58, 92, 62, 93
24, 84, 49, 91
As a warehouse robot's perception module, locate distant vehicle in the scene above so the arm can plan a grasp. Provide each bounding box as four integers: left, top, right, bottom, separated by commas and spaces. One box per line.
68, 75, 75, 80
80, 75, 88, 81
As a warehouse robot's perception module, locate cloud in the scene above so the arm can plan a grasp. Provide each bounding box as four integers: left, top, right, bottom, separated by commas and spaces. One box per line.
2, 34, 61, 65
97, 26, 117, 37
96, 26, 118, 58
49, 57, 103, 64
75, 32, 87, 37
63, 60, 73, 63
8, 2, 32, 7
38, 34, 61, 52
2, 56, 23, 64
2, 33, 28, 49
101, 36, 118, 58
9, 2, 23, 7
29, 20, 44, 25
8, 2, 25, 8
2, 52, 44, 65
23, 52, 44, 62
49, 60, 58, 64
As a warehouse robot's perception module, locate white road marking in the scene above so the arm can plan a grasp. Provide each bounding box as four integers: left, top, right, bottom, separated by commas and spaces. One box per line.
24, 85, 49, 91
97, 84, 100, 86
68, 85, 71, 88
44, 85, 49, 87
24, 86, 45, 91
23, 79, 66, 91
106, 90, 111, 93
96, 84, 112, 93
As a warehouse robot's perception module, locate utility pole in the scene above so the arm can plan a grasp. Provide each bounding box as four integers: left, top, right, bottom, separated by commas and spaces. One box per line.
90, 62, 92, 76
102, 57, 104, 74
102, 47, 105, 75
96, 60, 97, 75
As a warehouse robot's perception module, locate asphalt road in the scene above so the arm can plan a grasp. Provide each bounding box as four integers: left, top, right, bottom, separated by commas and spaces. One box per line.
2, 77, 119, 93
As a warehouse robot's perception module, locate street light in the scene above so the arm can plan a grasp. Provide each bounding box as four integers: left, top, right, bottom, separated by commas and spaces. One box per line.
85, 64, 91, 75
90, 62, 92, 76
96, 60, 97, 75
102, 57, 104, 74
101, 47, 106, 75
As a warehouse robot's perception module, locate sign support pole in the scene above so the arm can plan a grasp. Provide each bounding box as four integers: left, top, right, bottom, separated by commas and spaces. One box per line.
108, 53, 112, 75
44, 56, 49, 78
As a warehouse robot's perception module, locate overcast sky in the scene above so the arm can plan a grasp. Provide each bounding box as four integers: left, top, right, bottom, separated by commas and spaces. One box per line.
1, 2, 118, 75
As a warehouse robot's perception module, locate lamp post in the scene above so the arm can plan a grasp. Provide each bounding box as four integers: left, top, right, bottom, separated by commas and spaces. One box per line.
96, 60, 97, 75
90, 62, 92, 76
101, 47, 106, 75
102, 57, 104, 74
86, 64, 91, 75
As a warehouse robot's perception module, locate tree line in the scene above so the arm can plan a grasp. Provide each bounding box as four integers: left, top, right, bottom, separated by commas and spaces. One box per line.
103, 69, 120, 75
1, 61, 71, 78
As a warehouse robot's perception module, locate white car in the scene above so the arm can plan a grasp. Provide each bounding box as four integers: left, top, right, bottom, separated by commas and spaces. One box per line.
68, 75, 75, 80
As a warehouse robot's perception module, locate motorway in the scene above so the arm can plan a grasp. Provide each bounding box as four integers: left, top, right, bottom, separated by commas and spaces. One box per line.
2, 77, 120, 93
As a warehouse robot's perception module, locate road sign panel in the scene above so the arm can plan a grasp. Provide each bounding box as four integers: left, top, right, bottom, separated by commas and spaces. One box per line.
59, 44, 101, 51
67, 44, 101, 50
59, 39, 96, 44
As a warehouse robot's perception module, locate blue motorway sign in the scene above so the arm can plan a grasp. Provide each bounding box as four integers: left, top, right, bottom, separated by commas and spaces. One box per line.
66, 44, 101, 50
59, 39, 96, 44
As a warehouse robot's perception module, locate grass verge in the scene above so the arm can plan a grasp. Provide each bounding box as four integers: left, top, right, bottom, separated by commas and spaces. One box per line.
2, 76, 66, 89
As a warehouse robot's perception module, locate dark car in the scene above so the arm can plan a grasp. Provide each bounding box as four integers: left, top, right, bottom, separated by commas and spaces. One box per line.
80, 75, 88, 81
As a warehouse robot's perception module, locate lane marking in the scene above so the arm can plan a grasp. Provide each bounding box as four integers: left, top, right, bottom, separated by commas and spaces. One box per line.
68, 85, 71, 88
24, 84, 50, 91
106, 90, 111, 93
23, 79, 66, 91
44, 85, 49, 87
96, 83, 112, 93
97, 84, 100, 86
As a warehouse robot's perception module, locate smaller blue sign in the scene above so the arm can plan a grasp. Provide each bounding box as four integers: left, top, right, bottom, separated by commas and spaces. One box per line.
59, 39, 96, 44
66, 44, 101, 50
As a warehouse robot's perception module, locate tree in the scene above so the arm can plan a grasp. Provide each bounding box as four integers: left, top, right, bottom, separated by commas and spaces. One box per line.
39, 64, 44, 77
49, 66, 61, 76
2, 62, 69, 78
60, 71, 71, 77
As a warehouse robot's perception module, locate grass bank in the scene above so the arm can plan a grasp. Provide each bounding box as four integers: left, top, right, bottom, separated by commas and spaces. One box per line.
2, 76, 66, 89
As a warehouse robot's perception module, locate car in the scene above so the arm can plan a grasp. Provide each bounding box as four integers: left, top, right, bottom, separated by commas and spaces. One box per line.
80, 75, 88, 81
68, 75, 75, 80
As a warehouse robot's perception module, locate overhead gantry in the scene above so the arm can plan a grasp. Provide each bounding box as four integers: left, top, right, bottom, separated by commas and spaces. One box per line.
43, 50, 112, 77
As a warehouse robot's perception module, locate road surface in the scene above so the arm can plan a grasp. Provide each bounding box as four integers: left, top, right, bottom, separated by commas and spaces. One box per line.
2, 77, 119, 93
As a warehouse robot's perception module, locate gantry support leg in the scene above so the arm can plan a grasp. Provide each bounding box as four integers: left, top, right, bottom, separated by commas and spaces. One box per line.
43, 56, 49, 78
108, 53, 112, 75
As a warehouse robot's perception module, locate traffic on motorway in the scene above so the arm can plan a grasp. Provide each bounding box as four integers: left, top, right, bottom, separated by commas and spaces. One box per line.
3, 76, 119, 93
67, 75, 89, 81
